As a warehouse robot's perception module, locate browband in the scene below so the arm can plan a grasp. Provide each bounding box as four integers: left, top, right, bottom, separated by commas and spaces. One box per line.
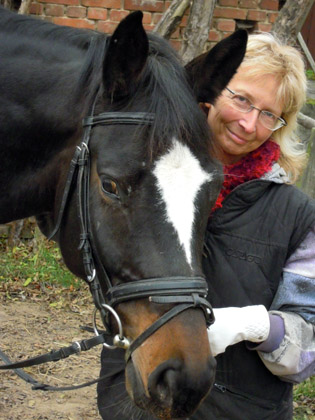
83, 112, 155, 127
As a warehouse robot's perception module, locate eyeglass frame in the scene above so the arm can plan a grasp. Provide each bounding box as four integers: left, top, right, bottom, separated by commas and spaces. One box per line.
225, 87, 287, 132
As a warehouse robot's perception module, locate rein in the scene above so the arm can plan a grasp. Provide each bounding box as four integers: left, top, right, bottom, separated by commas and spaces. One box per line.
0, 100, 215, 390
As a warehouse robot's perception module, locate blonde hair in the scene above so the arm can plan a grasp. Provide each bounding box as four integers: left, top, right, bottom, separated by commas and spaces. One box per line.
238, 32, 307, 182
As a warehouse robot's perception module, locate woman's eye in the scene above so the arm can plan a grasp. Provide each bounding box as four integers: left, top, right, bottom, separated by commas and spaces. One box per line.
234, 95, 249, 104
101, 179, 119, 197
262, 111, 276, 121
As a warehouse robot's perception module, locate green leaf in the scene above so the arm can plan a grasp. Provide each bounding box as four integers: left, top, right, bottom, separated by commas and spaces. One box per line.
23, 277, 32, 287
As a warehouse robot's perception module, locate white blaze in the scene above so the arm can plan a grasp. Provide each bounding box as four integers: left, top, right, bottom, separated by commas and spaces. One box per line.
153, 139, 213, 265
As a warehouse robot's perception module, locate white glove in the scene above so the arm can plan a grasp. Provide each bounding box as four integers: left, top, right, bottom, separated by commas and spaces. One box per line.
207, 306, 270, 356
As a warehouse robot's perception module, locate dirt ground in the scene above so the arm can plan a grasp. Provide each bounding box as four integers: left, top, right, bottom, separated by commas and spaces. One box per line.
0, 282, 102, 420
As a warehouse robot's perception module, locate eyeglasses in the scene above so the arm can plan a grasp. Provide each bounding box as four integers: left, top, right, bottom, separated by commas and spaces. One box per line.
225, 87, 287, 131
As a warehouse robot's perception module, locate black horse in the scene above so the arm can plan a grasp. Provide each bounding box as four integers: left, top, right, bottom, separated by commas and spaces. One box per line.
0, 7, 247, 419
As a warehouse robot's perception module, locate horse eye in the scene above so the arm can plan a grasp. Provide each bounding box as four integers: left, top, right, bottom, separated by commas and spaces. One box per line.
101, 179, 119, 197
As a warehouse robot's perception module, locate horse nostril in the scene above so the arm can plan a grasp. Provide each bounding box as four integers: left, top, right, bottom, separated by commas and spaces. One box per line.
147, 357, 216, 417
157, 367, 177, 404
148, 359, 182, 407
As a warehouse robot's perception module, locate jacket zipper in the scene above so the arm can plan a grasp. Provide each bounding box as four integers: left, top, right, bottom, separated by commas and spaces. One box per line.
214, 383, 226, 392
214, 383, 278, 409
203, 241, 212, 258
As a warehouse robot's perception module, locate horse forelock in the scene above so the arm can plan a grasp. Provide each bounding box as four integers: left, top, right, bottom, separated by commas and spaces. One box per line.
123, 33, 213, 160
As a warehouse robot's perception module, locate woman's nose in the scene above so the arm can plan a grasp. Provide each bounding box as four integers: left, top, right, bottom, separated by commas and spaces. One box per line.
239, 109, 259, 133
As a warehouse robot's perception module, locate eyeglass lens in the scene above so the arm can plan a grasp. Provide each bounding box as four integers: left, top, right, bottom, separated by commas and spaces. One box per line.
226, 88, 285, 131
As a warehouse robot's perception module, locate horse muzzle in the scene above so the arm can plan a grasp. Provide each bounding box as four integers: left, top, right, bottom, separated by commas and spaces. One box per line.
127, 354, 216, 419
123, 303, 216, 419
148, 357, 216, 418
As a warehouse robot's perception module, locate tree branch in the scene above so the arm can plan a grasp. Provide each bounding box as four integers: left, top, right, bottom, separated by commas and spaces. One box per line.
153, 0, 191, 39
299, 128, 315, 198
298, 112, 315, 130
18, 0, 32, 14
272, 0, 314, 45
179, 0, 216, 65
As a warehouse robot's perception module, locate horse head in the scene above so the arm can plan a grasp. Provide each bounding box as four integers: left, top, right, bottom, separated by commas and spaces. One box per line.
50, 12, 247, 419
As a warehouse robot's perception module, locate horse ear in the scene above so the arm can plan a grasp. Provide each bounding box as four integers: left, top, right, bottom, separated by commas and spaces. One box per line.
185, 30, 248, 104
103, 11, 149, 100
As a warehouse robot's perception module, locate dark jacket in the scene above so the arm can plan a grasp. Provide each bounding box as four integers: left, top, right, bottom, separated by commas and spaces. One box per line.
198, 179, 315, 420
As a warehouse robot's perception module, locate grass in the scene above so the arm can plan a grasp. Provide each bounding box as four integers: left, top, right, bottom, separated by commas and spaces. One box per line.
0, 229, 314, 418
306, 69, 315, 80
0, 230, 79, 289
293, 377, 315, 420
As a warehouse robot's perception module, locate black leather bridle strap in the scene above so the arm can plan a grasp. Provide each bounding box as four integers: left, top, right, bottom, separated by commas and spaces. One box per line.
106, 277, 208, 306
83, 112, 155, 127
0, 349, 40, 386
47, 146, 81, 241
77, 111, 156, 321
124, 303, 200, 363
0, 347, 124, 392
31, 367, 124, 392
0, 334, 108, 370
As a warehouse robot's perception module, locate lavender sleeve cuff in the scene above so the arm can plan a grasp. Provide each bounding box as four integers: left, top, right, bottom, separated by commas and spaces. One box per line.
246, 314, 285, 353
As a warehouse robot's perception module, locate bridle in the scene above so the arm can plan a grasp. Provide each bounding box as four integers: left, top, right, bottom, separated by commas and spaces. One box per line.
0, 96, 214, 377
72, 101, 215, 362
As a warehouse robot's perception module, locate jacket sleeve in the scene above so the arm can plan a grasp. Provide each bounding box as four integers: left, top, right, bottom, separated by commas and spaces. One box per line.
257, 310, 315, 383
256, 225, 315, 383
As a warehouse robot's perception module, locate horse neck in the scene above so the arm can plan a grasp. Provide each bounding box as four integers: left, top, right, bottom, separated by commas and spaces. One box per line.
0, 50, 87, 223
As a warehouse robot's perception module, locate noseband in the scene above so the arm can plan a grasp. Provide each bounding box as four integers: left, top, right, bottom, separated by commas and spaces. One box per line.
49, 104, 214, 362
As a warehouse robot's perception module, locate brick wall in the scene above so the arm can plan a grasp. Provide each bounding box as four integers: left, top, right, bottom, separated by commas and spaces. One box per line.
29, 0, 280, 51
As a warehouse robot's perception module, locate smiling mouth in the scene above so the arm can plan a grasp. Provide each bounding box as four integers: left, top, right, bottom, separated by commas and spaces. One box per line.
227, 128, 248, 145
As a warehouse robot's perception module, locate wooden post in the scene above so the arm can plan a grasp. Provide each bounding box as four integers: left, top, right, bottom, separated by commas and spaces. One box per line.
154, 0, 190, 39
272, 0, 315, 45
179, 0, 216, 65
18, 0, 32, 14
299, 128, 315, 198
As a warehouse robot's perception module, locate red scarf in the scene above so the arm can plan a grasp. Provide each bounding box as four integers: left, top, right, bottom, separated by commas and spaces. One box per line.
212, 140, 280, 212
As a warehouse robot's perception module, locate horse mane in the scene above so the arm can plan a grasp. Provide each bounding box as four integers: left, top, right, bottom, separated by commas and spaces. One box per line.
133, 33, 212, 158
75, 31, 212, 158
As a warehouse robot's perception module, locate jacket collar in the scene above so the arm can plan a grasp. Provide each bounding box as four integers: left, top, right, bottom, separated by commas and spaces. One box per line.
261, 163, 290, 184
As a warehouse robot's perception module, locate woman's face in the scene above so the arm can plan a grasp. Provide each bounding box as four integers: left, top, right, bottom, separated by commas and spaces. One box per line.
206, 69, 283, 165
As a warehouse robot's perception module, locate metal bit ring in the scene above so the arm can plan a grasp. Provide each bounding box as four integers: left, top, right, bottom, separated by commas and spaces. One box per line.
93, 304, 129, 350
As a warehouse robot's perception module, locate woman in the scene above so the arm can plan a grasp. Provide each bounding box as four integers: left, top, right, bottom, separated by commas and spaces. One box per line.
201, 32, 315, 420
97, 33, 315, 420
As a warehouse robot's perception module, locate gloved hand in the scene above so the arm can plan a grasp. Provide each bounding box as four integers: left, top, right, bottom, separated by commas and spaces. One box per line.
207, 305, 270, 356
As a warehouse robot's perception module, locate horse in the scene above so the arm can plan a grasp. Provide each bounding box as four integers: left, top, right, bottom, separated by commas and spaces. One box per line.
0, 6, 247, 419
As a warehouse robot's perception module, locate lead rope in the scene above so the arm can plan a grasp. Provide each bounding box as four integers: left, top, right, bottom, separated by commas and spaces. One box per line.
0, 333, 123, 391
0, 350, 124, 392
